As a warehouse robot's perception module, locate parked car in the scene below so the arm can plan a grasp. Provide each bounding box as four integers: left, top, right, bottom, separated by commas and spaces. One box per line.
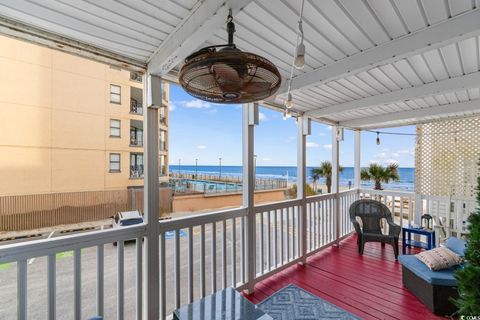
112, 210, 144, 246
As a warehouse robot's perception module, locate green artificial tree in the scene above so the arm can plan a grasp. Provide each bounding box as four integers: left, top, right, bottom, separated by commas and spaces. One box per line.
453, 165, 480, 315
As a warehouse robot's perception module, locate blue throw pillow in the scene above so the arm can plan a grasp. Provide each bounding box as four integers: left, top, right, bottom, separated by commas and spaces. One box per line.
445, 237, 467, 257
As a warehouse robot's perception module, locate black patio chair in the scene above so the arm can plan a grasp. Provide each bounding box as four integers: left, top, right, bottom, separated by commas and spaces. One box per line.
349, 199, 401, 259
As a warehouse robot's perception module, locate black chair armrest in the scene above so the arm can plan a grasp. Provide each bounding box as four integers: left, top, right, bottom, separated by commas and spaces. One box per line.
350, 219, 362, 235
387, 221, 401, 237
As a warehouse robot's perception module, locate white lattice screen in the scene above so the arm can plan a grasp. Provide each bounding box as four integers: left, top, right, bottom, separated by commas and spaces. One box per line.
415, 117, 480, 198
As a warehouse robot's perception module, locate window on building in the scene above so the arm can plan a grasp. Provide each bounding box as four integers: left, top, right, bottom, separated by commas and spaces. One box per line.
160, 130, 166, 151
110, 119, 121, 137
160, 106, 167, 124
130, 153, 144, 178
109, 153, 121, 172
110, 84, 121, 104
160, 155, 167, 176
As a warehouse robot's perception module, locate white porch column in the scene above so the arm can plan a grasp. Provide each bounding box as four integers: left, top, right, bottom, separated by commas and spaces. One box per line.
354, 130, 361, 189
332, 126, 340, 244
143, 74, 161, 320
297, 116, 309, 263
243, 102, 258, 294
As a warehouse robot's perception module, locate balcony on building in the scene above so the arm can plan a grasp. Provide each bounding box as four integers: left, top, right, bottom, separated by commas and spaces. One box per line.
129, 152, 144, 179
130, 71, 142, 83
130, 87, 143, 115
130, 120, 143, 147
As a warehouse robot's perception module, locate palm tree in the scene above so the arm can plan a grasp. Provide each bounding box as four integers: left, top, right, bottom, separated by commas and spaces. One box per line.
311, 161, 343, 194
361, 163, 400, 190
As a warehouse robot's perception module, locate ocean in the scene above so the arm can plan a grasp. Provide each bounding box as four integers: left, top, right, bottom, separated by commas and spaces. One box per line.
169, 165, 415, 191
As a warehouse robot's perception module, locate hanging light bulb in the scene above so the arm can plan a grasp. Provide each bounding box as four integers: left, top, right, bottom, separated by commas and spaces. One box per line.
376, 132, 381, 145
284, 92, 293, 109
294, 21, 305, 69
283, 107, 292, 120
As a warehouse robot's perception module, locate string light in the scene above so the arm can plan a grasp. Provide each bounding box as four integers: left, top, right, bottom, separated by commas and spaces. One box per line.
283, 108, 292, 120
294, 19, 305, 69
285, 92, 293, 109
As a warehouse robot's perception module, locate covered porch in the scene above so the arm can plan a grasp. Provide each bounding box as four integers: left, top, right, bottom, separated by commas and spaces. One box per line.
247, 235, 442, 320
0, 1, 479, 319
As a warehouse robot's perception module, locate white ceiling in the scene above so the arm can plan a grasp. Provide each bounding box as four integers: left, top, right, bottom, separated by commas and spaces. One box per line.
0, 0, 480, 129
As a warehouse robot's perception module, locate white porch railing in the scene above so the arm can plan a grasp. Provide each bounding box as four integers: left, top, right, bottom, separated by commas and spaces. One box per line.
1, 188, 476, 319
359, 188, 476, 240
0, 225, 145, 320
359, 188, 415, 228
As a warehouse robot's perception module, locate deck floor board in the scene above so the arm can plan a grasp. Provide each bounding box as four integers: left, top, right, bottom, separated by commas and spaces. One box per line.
247, 235, 446, 320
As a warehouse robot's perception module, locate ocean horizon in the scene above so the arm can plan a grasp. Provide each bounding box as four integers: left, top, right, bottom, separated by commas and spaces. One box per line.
169, 165, 415, 191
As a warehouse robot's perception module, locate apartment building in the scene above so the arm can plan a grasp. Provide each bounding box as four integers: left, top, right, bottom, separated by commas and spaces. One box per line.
0, 35, 169, 196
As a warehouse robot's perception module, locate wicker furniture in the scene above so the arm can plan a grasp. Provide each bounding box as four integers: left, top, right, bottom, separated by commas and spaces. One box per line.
398, 237, 466, 315
349, 199, 401, 259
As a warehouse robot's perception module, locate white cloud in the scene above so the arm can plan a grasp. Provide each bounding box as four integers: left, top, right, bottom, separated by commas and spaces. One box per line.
262, 157, 272, 161
286, 136, 295, 142
183, 99, 212, 109
306, 142, 320, 148
196, 145, 207, 149
259, 112, 268, 121
385, 159, 398, 165
323, 144, 332, 150
318, 132, 326, 137
397, 148, 415, 156
203, 108, 217, 114
326, 126, 332, 131
169, 102, 176, 111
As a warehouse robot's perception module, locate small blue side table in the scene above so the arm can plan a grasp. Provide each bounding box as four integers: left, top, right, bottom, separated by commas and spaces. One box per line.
402, 226, 435, 254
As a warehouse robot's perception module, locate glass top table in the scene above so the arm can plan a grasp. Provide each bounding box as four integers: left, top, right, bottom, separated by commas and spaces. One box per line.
173, 287, 272, 320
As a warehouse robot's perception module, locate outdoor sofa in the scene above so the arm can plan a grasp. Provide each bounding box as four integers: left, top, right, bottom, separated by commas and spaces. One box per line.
398, 237, 466, 316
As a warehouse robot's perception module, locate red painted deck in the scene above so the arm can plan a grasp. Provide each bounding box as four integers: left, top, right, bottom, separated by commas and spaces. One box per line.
246, 235, 445, 320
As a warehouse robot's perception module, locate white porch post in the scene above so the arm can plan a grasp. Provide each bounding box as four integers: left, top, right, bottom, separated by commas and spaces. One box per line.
354, 130, 361, 190
297, 116, 309, 263
332, 126, 340, 244
243, 102, 258, 294
143, 74, 161, 320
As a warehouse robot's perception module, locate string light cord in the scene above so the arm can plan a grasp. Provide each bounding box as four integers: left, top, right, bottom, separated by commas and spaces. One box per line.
364, 129, 471, 137
286, 0, 306, 99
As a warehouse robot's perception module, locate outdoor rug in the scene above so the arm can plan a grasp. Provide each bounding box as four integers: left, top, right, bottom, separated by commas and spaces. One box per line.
258, 284, 361, 320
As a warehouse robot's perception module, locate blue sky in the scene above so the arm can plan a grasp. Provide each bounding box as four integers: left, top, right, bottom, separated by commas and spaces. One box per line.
168, 83, 416, 167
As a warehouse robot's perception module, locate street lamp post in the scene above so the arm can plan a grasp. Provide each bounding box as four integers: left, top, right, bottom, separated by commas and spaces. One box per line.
195, 158, 198, 179
219, 157, 222, 181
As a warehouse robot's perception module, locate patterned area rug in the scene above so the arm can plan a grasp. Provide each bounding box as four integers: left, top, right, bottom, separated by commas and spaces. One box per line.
258, 284, 361, 320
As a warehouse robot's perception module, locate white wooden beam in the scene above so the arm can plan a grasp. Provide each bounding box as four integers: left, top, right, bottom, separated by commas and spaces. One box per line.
243, 102, 257, 294
143, 74, 160, 320
297, 116, 308, 264
306, 72, 480, 117
281, 9, 480, 93
147, 0, 254, 75
340, 99, 480, 128
331, 126, 340, 244
354, 130, 361, 189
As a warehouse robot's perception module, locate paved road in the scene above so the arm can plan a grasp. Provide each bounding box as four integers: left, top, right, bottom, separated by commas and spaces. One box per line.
0, 220, 290, 320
